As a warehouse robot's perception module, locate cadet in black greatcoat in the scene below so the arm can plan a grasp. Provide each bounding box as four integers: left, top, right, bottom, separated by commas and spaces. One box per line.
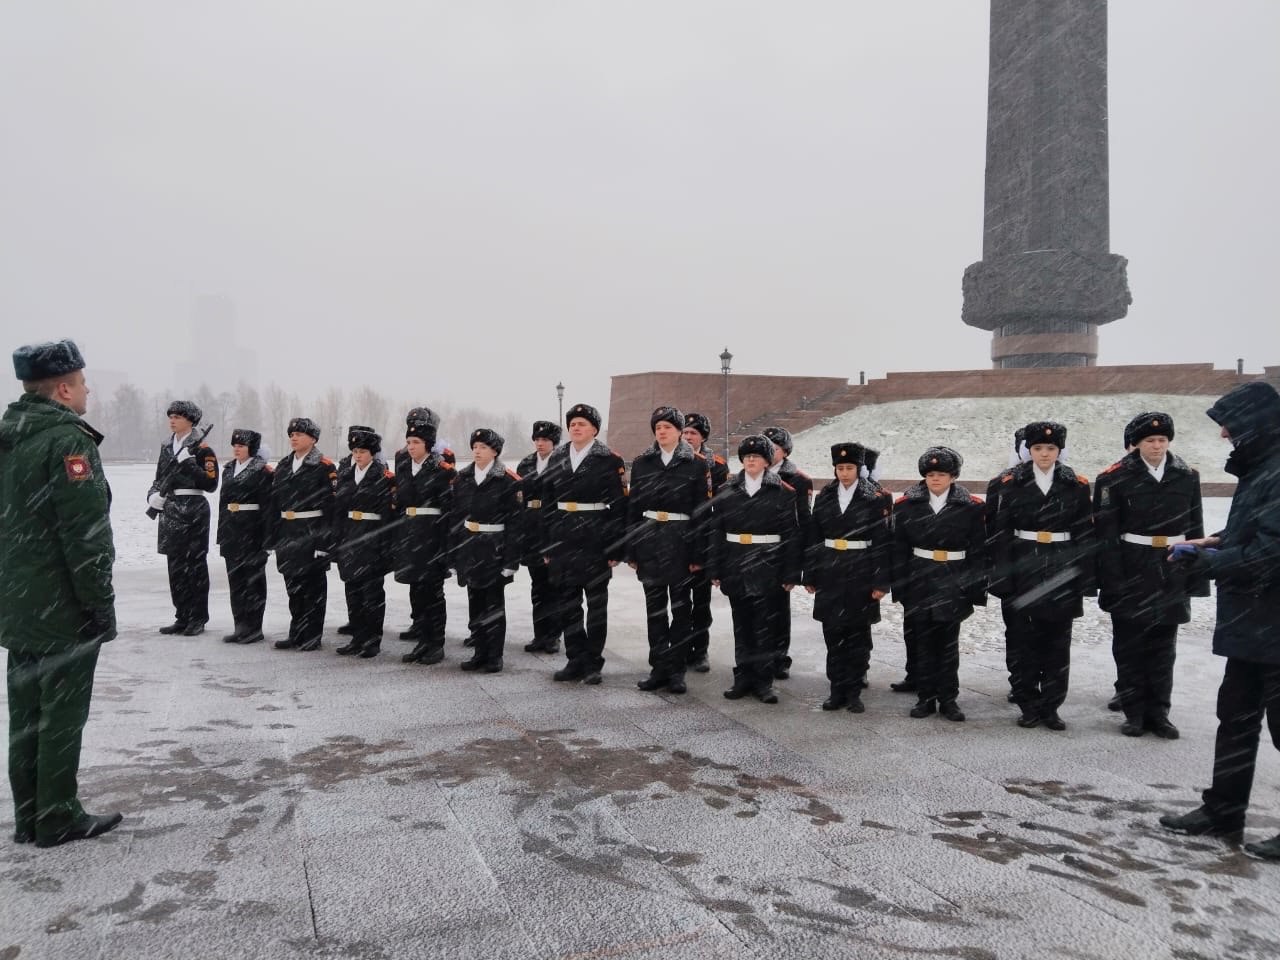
217, 428, 273, 644
267, 418, 337, 651
1094, 412, 1206, 738
334, 425, 377, 638
627, 406, 711, 695
682, 412, 729, 673
148, 400, 219, 635
989, 421, 1095, 730
891, 447, 986, 722
539, 403, 627, 685
333, 428, 396, 659
393, 416, 454, 664
803, 443, 893, 713
516, 420, 563, 655
762, 426, 813, 680
984, 427, 1029, 703
450, 429, 520, 672
706, 436, 802, 704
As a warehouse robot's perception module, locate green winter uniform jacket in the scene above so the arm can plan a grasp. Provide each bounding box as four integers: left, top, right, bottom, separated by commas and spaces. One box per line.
0, 392, 116, 653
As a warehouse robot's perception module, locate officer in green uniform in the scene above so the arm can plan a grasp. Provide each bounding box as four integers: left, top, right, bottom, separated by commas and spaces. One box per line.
0, 339, 122, 847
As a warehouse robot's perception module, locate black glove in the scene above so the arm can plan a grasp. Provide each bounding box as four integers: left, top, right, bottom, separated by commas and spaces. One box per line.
80, 607, 118, 644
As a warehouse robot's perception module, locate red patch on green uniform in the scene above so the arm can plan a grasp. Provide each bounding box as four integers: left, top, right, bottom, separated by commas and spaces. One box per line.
64, 454, 92, 481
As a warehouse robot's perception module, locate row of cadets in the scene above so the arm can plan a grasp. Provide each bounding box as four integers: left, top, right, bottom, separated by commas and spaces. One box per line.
626, 406, 714, 695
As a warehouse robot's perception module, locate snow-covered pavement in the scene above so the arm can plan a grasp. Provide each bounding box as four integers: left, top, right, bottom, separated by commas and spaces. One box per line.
2, 464, 1277, 959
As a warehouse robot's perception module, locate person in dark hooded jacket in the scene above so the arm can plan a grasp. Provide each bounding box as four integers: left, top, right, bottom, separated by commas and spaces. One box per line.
1094, 412, 1206, 739
217, 428, 273, 644
626, 406, 711, 695
147, 400, 219, 635
333, 428, 396, 659
705, 436, 802, 704
1159, 381, 1280, 861
891, 447, 986, 722
803, 443, 893, 713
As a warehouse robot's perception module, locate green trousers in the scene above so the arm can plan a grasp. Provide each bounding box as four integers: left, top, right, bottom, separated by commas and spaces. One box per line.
6, 643, 100, 838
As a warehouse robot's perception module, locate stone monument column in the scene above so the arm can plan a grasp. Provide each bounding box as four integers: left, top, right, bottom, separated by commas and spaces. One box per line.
962, 0, 1131, 367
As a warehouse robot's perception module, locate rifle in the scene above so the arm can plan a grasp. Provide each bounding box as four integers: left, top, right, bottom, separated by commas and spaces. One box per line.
147, 423, 215, 520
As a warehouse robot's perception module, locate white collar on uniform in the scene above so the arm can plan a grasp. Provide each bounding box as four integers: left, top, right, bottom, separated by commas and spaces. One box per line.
1033, 464, 1055, 494
837, 481, 857, 512
474, 462, 492, 484
172, 431, 192, 454
293, 452, 308, 471
743, 472, 763, 497
233, 459, 250, 476
569, 442, 593, 471
354, 462, 371, 484
658, 444, 677, 466
535, 452, 551, 474
410, 456, 426, 476
1146, 454, 1167, 482
929, 488, 949, 513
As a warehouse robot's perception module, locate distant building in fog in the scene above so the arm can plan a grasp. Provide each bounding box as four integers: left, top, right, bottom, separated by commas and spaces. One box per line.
172, 294, 259, 391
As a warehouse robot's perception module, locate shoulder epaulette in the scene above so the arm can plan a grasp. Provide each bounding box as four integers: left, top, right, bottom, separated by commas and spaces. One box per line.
693, 451, 707, 461
505, 468, 520, 481
1099, 460, 1123, 476
895, 495, 908, 505
1076, 473, 1090, 485
1000, 471, 1014, 483
794, 468, 811, 480
970, 494, 984, 505
384, 468, 395, 480
320, 457, 334, 466
779, 480, 795, 492
441, 460, 455, 471
714, 454, 726, 465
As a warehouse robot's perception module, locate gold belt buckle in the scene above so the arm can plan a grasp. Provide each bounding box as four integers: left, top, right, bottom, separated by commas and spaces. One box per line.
352, 510, 363, 521
740, 533, 753, 545
228, 503, 240, 513
528, 500, 541, 508
1151, 535, 1168, 548
466, 520, 479, 533
833, 538, 847, 551
1036, 531, 1053, 544
284, 510, 296, 520
565, 502, 578, 512
406, 506, 417, 517
932, 549, 948, 562
656, 511, 669, 522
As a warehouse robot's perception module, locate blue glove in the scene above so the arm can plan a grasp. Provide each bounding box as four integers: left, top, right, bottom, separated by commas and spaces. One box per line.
1169, 543, 1199, 560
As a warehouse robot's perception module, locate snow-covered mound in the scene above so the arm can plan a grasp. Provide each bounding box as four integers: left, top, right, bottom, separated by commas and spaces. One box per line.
791, 394, 1234, 485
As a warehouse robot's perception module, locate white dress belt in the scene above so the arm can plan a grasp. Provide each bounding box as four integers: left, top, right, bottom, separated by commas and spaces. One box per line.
172, 488, 205, 496
1121, 532, 1186, 547
465, 520, 505, 533
557, 501, 608, 512
225, 503, 260, 512
824, 538, 870, 551
347, 511, 381, 520
280, 510, 324, 520
404, 506, 443, 517
643, 510, 690, 521
912, 547, 967, 561
725, 533, 781, 544
1014, 530, 1071, 543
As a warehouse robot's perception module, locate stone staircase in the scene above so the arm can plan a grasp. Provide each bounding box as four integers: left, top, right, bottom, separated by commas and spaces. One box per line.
726, 383, 868, 450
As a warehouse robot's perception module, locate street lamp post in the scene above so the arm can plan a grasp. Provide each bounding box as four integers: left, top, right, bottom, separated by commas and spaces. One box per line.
556, 381, 565, 425
719, 347, 733, 460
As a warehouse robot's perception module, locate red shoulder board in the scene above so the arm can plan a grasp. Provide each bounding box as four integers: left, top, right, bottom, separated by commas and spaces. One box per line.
693, 451, 707, 461
894, 495, 908, 505
1100, 461, 1123, 475
505, 468, 520, 481
64, 454, 93, 481
970, 494, 984, 504
320, 457, 335, 466
714, 455, 726, 465
779, 480, 796, 492
441, 459, 455, 471
1076, 473, 1090, 485
1000, 472, 1014, 483
384, 468, 395, 480
794, 469, 811, 480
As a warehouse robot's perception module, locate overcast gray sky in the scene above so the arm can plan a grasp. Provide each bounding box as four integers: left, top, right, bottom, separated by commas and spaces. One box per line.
2, 1, 1276, 422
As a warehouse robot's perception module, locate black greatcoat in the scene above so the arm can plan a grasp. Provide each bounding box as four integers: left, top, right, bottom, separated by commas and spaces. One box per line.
803, 478, 893, 624
891, 482, 987, 621
775, 458, 814, 525
516, 451, 553, 567
539, 440, 628, 588
989, 461, 1096, 619
450, 463, 520, 588
705, 471, 802, 597
625, 441, 710, 584
333, 462, 396, 582
149, 437, 219, 556
217, 457, 273, 558
391, 454, 454, 583
268, 449, 338, 577
1094, 450, 1207, 624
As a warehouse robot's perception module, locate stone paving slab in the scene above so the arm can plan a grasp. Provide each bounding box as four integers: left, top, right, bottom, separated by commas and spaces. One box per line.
3, 565, 1280, 959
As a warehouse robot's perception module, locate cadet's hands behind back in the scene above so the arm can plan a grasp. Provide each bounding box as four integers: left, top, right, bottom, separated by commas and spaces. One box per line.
80, 607, 117, 644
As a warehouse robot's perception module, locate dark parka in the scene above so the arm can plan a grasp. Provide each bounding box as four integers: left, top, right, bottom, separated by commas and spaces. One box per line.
625, 441, 711, 584
333, 461, 396, 582
216, 456, 274, 559
989, 461, 1096, 619
148, 436, 219, 556
449, 462, 520, 588
803, 478, 894, 624
268, 449, 338, 578
1093, 450, 1207, 624
516, 451, 551, 567
705, 471, 802, 597
891, 482, 987, 621
775, 458, 814, 526
1200, 382, 1280, 663
539, 440, 628, 587
391, 453, 454, 583
0, 393, 116, 653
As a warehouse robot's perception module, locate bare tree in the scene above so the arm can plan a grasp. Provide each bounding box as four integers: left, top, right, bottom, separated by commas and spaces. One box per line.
232, 382, 263, 433
313, 387, 345, 453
